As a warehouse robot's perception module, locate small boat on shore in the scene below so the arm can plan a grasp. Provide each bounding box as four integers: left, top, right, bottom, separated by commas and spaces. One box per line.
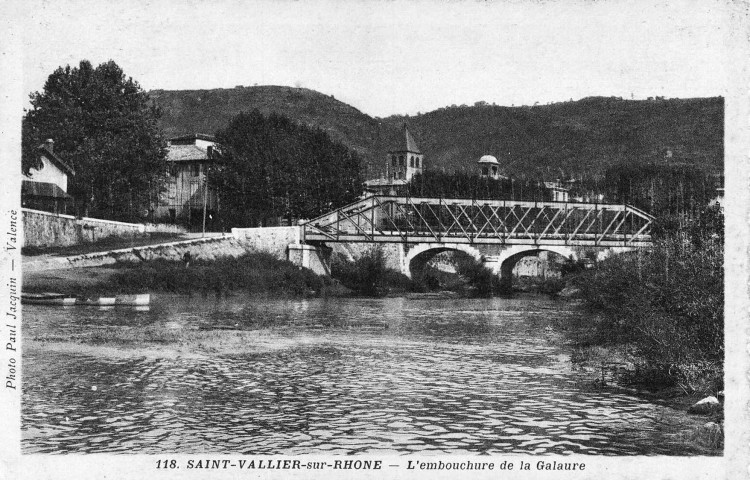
21, 293, 77, 306
22, 293, 150, 307
115, 294, 150, 306
77, 297, 117, 306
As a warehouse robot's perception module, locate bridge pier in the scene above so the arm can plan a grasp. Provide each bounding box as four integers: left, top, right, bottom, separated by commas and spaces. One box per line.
231, 226, 333, 276
287, 243, 332, 276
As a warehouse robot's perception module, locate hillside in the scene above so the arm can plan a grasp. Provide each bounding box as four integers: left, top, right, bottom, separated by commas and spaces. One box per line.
150, 86, 394, 161
381, 96, 723, 178
152, 87, 723, 178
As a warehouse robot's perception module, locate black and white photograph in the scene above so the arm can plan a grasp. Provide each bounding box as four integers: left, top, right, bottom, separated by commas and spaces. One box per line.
1, 0, 747, 478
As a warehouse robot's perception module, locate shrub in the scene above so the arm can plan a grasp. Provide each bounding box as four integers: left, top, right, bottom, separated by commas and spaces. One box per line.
108, 252, 324, 296
454, 255, 499, 296
330, 247, 411, 296
412, 267, 443, 291
574, 211, 724, 394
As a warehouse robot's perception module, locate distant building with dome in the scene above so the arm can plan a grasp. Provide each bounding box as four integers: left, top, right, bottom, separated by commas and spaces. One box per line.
477, 154, 505, 180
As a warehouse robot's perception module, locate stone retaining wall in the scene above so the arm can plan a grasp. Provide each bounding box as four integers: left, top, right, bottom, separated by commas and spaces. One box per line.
38, 236, 247, 271
231, 226, 300, 259
23, 208, 187, 248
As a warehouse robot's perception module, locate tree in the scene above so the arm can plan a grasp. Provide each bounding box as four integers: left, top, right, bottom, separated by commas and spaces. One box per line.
211, 110, 362, 227
23, 60, 167, 220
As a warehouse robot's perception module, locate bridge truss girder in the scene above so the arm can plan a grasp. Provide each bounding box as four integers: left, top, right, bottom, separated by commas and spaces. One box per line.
303, 196, 654, 247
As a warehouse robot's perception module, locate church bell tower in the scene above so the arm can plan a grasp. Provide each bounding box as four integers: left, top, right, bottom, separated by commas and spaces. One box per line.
387, 125, 424, 182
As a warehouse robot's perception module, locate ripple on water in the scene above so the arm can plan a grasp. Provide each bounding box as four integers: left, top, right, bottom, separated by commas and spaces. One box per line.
22, 296, 711, 455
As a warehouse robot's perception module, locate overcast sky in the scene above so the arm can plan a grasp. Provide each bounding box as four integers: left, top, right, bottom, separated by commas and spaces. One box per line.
15, 0, 730, 117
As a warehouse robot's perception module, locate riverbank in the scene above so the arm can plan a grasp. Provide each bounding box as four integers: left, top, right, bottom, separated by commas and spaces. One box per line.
552, 301, 723, 454
549, 207, 725, 455
23, 252, 352, 298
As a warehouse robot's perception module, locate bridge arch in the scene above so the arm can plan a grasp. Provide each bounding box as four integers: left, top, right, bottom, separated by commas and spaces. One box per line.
486, 245, 578, 290
402, 243, 482, 278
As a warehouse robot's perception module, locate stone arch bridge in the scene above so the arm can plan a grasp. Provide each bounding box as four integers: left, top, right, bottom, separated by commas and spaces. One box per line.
298, 195, 653, 284
234, 195, 653, 285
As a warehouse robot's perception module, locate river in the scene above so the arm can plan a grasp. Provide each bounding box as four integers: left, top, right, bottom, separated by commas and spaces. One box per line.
22, 295, 711, 455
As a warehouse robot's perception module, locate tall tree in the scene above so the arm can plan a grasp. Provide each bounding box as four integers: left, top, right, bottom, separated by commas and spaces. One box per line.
212, 110, 362, 227
23, 60, 167, 220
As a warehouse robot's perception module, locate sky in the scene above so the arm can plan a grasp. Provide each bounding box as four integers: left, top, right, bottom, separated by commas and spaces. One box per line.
13, 0, 732, 117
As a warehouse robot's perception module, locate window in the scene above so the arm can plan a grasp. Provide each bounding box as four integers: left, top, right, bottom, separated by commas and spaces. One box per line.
399, 155, 404, 166
391, 155, 396, 167
168, 163, 177, 177
482, 167, 489, 176
492, 166, 498, 175
410, 156, 414, 167
192, 164, 200, 177
415, 157, 420, 168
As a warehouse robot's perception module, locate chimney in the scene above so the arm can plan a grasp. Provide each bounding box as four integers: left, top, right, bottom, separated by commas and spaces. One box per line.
45, 139, 54, 153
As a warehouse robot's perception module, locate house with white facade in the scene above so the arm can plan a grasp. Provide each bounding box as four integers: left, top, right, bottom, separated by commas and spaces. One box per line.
22, 139, 75, 214
544, 180, 570, 202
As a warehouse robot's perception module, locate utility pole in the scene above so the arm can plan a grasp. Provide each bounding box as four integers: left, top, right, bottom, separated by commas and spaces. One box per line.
202, 165, 208, 237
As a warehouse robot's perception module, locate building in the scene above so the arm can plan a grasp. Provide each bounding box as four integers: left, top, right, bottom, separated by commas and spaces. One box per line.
478, 155, 500, 179
155, 134, 220, 226
388, 125, 424, 182
364, 125, 424, 195
544, 180, 570, 202
22, 139, 75, 214
477, 155, 509, 180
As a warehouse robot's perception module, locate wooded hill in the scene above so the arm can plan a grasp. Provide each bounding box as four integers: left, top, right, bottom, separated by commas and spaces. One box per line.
152, 86, 723, 179
151, 86, 384, 160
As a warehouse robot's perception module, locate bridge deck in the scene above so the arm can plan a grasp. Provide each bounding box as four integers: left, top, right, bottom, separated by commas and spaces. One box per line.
303, 195, 654, 247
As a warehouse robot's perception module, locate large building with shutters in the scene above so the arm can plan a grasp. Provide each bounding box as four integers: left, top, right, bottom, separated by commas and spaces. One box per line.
155, 134, 220, 227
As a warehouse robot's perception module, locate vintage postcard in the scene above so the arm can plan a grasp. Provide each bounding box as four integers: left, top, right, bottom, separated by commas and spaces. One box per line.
0, 0, 747, 478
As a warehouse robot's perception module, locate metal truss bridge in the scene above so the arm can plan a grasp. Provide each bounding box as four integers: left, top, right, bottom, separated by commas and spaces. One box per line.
302, 195, 654, 247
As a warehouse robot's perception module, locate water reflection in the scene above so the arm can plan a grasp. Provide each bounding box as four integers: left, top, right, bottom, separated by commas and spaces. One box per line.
23, 295, 705, 454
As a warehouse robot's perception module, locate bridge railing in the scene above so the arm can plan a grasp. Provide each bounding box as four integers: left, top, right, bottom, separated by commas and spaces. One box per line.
302, 195, 654, 247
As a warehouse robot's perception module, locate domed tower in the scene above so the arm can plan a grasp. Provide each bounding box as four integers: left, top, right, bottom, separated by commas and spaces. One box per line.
387, 125, 424, 182
478, 155, 500, 179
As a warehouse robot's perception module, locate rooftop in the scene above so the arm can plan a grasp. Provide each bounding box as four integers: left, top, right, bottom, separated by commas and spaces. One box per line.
364, 178, 409, 187
544, 181, 569, 191
36, 144, 75, 176
167, 144, 214, 162
170, 133, 216, 144
478, 155, 499, 164
388, 125, 421, 154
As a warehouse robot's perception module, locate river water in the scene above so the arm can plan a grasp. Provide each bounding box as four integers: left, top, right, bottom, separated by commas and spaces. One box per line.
22, 295, 708, 455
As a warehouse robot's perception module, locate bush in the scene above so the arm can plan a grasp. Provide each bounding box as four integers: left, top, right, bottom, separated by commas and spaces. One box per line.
330, 247, 411, 296
412, 267, 443, 291
109, 252, 325, 296
574, 212, 723, 394
454, 255, 500, 296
